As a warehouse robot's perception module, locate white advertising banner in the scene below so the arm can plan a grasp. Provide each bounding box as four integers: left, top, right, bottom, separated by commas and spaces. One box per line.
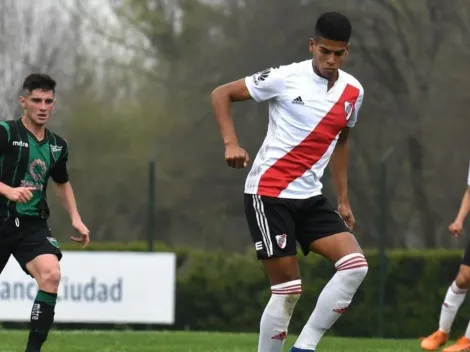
0, 251, 176, 324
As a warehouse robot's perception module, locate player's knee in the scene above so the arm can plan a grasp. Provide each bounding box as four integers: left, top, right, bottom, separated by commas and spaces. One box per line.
36, 267, 61, 289
455, 266, 470, 289
270, 279, 302, 315
334, 253, 368, 291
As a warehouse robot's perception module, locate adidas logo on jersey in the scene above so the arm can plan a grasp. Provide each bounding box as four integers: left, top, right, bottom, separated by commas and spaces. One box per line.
12, 140, 28, 148
292, 96, 304, 105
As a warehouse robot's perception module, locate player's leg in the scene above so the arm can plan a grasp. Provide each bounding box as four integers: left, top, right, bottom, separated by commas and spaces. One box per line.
13, 217, 62, 352
290, 196, 368, 352
420, 246, 470, 351
0, 249, 12, 276
244, 194, 301, 352
0, 218, 17, 275
0, 243, 12, 275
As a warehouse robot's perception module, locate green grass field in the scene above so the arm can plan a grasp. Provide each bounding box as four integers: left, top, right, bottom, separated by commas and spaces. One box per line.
0, 330, 429, 352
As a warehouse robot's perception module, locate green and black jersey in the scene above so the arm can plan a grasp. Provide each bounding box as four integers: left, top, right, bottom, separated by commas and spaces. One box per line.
0, 119, 69, 219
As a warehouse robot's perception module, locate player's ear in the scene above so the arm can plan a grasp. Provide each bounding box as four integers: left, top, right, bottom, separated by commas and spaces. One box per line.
19, 96, 26, 109
309, 38, 316, 54
344, 45, 350, 59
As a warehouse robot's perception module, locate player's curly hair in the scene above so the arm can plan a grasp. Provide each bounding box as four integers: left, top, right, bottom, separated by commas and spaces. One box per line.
22, 73, 57, 95
315, 11, 352, 43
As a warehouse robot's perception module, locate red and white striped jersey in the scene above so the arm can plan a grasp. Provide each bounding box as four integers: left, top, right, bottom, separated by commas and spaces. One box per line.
244, 59, 364, 199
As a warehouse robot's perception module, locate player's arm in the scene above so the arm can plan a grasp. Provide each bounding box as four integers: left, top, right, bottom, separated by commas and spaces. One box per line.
330, 127, 351, 206
330, 87, 365, 228
330, 89, 364, 206
53, 182, 81, 222
0, 123, 12, 196
454, 187, 470, 224
50, 149, 79, 222
211, 67, 286, 168
210, 79, 253, 148
0, 123, 35, 202
0, 122, 10, 155
54, 181, 90, 248
449, 164, 470, 236
51, 148, 90, 247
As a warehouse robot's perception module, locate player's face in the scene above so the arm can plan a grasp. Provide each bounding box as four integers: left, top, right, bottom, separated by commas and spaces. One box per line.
309, 37, 349, 79
20, 89, 55, 127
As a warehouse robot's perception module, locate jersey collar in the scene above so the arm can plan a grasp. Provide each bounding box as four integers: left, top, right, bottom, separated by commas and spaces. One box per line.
18, 118, 49, 145
308, 59, 342, 90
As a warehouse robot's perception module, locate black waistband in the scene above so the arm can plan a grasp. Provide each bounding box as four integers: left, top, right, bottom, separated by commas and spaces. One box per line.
0, 215, 47, 224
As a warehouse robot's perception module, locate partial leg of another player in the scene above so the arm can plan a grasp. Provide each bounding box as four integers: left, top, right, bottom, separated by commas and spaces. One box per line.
420, 260, 470, 351
290, 231, 368, 351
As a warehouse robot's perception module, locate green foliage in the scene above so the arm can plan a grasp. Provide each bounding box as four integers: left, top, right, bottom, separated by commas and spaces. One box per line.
62, 243, 468, 338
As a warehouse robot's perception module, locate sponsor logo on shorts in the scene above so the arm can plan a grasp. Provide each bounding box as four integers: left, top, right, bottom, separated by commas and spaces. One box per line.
255, 241, 263, 251
275, 234, 287, 249
47, 237, 60, 248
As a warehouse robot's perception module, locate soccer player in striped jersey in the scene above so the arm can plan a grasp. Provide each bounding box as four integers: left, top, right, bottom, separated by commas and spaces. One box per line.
420, 161, 470, 352
211, 11, 367, 352
0, 73, 90, 352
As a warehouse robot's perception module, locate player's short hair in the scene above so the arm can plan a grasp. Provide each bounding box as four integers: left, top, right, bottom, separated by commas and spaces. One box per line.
314, 11, 352, 43
22, 73, 57, 95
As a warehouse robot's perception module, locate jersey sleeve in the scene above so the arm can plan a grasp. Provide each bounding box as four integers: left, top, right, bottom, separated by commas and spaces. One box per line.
347, 86, 365, 128
50, 143, 69, 184
0, 122, 11, 153
245, 66, 287, 102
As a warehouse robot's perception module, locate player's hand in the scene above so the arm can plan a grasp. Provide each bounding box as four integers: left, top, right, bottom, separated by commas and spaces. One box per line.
70, 219, 90, 249
338, 203, 355, 230
5, 186, 36, 203
225, 143, 250, 168
449, 220, 464, 237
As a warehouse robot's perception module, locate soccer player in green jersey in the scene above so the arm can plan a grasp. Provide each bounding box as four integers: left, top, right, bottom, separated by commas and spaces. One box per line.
0, 73, 90, 352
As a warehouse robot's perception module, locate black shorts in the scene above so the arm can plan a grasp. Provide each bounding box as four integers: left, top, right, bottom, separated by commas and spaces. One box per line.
462, 244, 470, 266
244, 193, 351, 259
0, 216, 62, 276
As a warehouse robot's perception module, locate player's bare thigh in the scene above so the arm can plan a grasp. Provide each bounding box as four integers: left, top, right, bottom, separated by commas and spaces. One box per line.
262, 256, 300, 286
309, 231, 363, 263
455, 265, 470, 289
26, 254, 61, 292
456, 244, 470, 289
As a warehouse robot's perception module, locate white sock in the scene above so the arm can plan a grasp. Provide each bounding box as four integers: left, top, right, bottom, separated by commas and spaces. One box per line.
439, 281, 467, 333
258, 279, 301, 352
293, 253, 368, 350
